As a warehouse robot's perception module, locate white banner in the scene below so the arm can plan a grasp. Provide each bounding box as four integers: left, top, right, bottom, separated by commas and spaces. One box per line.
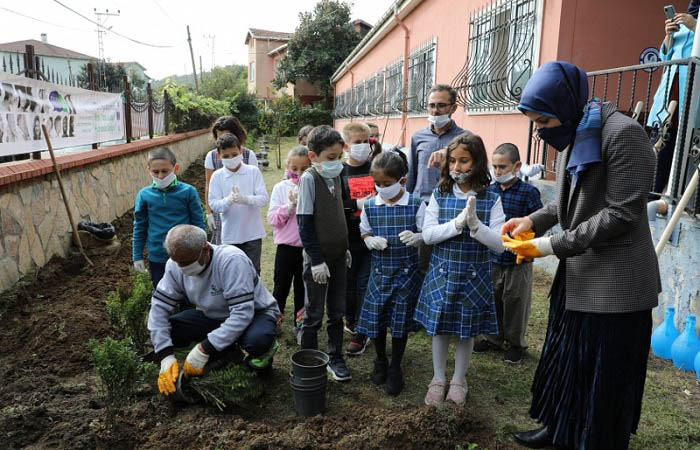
0, 73, 124, 157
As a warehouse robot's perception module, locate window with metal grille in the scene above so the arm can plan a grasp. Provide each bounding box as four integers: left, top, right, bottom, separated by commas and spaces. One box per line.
355, 82, 365, 116
374, 69, 385, 115
453, 0, 538, 112
385, 59, 403, 114
407, 41, 436, 113
365, 75, 377, 115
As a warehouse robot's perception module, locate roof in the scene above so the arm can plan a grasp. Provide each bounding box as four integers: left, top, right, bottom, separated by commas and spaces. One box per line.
116, 61, 148, 72
0, 39, 95, 60
351, 19, 373, 29
267, 43, 288, 56
245, 28, 293, 45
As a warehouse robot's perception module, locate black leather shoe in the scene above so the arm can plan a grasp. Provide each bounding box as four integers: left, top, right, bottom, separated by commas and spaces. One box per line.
513, 426, 552, 449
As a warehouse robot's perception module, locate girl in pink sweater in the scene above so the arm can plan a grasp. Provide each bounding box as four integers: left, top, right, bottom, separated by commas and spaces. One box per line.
267, 146, 311, 341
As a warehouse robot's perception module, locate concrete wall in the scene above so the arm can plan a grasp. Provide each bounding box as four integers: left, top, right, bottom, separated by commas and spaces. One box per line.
532, 180, 700, 335
0, 129, 213, 292
333, 0, 670, 159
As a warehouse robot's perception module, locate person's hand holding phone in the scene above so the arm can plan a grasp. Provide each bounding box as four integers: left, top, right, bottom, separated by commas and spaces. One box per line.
666, 17, 680, 34
674, 13, 697, 31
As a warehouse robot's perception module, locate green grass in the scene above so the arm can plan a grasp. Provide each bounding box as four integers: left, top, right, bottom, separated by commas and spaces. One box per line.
249, 136, 700, 448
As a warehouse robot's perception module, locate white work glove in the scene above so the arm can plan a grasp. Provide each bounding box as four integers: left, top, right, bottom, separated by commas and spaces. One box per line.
356, 197, 367, 211
456, 197, 480, 232
364, 236, 388, 251
158, 355, 178, 396
287, 189, 298, 214
133, 260, 147, 273
521, 163, 545, 178
398, 230, 423, 247
311, 262, 331, 284
183, 344, 209, 378
229, 186, 251, 205
206, 213, 216, 232
346, 250, 352, 268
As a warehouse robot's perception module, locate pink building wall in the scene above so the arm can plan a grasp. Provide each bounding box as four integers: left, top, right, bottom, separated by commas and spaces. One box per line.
333, 0, 671, 163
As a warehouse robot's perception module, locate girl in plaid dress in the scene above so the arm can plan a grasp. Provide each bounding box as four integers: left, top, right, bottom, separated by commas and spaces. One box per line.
357, 151, 426, 396
415, 133, 506, 406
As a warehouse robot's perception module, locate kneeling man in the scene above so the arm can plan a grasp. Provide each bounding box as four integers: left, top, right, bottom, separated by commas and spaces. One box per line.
148, 224, 280, 396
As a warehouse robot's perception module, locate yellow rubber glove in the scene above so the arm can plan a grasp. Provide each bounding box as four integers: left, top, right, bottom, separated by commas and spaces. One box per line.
158, 355, 179, 396
502, 231, 539, 264
183, 344, 209, 378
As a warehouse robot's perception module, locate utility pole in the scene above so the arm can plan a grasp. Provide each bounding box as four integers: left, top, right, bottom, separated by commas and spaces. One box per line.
187, 25, 199, 92
199, 55, 204, 84
94, 8, 120, 91
204, 34, 215, 71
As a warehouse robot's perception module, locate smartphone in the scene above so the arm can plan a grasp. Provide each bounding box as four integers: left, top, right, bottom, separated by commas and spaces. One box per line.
664, 4, 676, 20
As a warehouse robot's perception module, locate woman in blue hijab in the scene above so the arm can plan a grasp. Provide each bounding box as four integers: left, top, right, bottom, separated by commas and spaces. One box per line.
502, 62, 660, 450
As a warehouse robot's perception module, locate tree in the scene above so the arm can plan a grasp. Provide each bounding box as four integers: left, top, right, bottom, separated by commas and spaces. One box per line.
77, 60, 127, 92
273, 0, 361, 105
201, 65, 248, 100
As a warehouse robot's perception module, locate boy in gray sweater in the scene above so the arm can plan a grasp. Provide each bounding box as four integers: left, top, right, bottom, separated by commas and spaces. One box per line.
296, 125, 352, 381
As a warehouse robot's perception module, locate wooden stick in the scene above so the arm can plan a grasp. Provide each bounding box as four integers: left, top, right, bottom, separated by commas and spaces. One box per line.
655, 167, 699, 257
41, 125, 93, 266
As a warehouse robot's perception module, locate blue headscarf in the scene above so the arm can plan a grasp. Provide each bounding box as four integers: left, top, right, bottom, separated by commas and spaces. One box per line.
518, 61, 602, 188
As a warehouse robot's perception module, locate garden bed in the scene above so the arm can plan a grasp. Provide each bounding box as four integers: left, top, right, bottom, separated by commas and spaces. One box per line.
1, 148, 698, 449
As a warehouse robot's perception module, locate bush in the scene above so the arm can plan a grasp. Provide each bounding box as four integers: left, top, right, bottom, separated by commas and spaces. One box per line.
163, 81, 229, 133
106, 271, 153, 354
188, 363, 264, 411
229, 91, 263, 142
88, 337, 155, 426
258, 94, 332, 138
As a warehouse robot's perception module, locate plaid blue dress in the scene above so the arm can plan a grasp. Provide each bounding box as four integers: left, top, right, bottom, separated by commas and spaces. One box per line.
356, 194, 423, 338
414, 188, 499, 340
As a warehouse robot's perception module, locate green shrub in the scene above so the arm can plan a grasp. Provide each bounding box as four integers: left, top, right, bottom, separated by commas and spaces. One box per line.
88, 337, 154, 425
188, 363, 264, 411
163, 81, 229, 133
105, 271, 153, 354
258, 94, 332, 138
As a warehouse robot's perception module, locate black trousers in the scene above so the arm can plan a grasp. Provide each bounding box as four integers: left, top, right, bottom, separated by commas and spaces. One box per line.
272, 244, 305, 321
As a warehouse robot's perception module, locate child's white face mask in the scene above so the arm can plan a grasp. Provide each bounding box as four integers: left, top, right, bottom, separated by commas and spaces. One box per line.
222, 154, 243, 169
152, 172, 176, 189
375, 181, 402, 200
349, 143, 371, 163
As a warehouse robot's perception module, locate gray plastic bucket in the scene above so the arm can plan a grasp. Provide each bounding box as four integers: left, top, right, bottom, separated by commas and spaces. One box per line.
291, 349, 329, 378
290, 350, 329, 416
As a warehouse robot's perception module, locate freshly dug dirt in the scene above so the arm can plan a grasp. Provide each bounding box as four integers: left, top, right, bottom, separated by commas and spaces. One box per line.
0, 159, 506, 450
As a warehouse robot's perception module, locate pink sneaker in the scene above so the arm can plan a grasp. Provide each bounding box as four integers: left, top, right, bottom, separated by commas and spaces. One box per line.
424, 380, 447, 406
446, 380, 468, 406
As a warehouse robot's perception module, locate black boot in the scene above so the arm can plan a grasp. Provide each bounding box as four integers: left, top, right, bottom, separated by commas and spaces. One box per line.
385, 366, 404, 396
513, 426, 552, 449
370, 358, 388, 385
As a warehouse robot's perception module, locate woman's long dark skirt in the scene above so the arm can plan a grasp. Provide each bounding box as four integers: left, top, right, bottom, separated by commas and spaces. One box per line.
530, 264, 652, 450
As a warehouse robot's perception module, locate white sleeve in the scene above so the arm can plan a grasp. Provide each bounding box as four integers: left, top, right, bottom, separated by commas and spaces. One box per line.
208, 171, 231, 214
204, 149, 216, 170
248, 168, 269, 208
267, 182, 287, 216
359, 201, 373, 235
247, 149, 258, 167
416, 201, 426, 232
421, 194, 462, 245
470, 196, 505, 252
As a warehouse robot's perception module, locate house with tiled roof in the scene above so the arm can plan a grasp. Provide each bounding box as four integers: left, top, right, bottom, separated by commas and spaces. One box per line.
245, 28, 322, 104
0, 34, 95, 85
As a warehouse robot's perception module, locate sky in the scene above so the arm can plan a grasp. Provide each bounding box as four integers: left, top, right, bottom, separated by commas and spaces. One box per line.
0, 0, 395, 79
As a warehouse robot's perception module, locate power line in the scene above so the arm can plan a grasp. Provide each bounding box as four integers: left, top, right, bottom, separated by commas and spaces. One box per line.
0, 6, 92, 32
52, 0, 185, 48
